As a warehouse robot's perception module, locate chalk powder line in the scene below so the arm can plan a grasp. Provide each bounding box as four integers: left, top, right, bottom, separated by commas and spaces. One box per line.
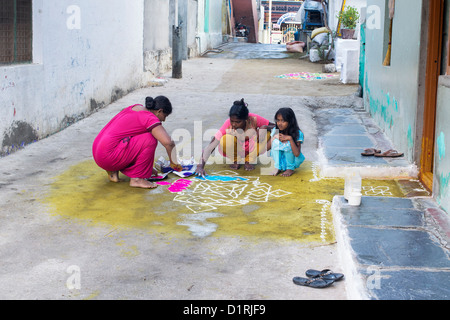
169, 170, 292, 214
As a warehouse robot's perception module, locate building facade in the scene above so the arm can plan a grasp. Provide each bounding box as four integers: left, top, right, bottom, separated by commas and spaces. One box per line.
362, 0, 450, 213
0, 0, 225, 156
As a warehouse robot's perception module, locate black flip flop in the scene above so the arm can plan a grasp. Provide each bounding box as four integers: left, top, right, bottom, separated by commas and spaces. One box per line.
305, 269, 344, 281
292, 276, 335, 288
146, 173, 169, 182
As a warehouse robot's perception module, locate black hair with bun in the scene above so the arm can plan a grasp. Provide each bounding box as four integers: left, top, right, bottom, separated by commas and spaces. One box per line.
145, 96, 172, 115
228, 98, 249, 120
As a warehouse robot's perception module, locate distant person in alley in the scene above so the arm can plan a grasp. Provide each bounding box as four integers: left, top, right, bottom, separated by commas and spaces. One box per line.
92, 96, 181, 189
267, 107, 305, 177
195, 98, 274, 176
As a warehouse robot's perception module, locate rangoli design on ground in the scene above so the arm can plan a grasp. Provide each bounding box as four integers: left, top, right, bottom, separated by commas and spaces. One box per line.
362, 186, 393, 196
172, 170, 292, 213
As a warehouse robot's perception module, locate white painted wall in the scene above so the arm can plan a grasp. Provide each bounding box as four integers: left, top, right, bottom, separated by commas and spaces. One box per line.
196, 0, 225, 54
1, 0, 224, 156
143, 0, 177, 76
1, 0, 150, 155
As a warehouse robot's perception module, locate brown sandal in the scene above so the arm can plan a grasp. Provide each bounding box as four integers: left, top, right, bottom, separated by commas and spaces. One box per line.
374, 149, 404, 158
361, 148, 381, 156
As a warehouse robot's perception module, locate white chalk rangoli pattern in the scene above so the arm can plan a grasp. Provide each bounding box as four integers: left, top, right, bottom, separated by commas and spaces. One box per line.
316, 200, 331, 243
172, 170, 292, 213
362, 186, 392, 196
309, 162, 322, 182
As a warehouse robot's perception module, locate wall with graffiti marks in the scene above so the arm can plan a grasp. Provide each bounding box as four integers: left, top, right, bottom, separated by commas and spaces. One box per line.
362, 0, 423, 164
435, 78, 450, 214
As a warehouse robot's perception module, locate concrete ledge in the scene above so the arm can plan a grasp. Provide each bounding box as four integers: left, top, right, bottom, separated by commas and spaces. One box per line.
321, 164, 419, 179
332, 196, 370, 300
316, 147, 419, 179
332, 195, 450, 300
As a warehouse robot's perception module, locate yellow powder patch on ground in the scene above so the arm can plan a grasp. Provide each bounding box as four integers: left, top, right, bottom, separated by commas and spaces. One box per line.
42, 160, 413, 243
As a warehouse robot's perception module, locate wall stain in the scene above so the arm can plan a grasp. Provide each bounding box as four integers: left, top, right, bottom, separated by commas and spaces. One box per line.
438, 172, 450, 205
365, 87, 399, 130
1, 79, 139, 157
111, 87, 125, 103
1, 121, 39, 156
407, 125, 414, 151
90, 99, 106, 113
437, 132, 446, 161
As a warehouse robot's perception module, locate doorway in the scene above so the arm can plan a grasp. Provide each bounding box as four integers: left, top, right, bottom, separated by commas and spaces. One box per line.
420, 0, 445, 191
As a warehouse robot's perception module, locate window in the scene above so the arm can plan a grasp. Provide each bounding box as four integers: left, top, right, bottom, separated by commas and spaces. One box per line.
383, 0, 394, 66
0, 0, 32, 64
447, 19, 450, 75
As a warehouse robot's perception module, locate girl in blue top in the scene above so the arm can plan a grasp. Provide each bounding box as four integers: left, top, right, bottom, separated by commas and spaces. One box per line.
267, 107, 305, 177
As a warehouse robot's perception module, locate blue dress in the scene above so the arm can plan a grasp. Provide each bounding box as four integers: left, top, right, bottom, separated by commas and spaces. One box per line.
270, 128, 305, 171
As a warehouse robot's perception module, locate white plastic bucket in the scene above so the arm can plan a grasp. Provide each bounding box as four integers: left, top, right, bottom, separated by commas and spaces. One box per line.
348, 192, 362, 206
344, 171, 362, 201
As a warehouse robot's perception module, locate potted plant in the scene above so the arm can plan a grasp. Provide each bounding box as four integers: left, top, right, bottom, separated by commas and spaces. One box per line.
337, 6, 360, 39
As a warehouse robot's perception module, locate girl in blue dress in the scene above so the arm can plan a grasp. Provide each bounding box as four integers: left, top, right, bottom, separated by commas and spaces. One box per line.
268, 108, 305, 177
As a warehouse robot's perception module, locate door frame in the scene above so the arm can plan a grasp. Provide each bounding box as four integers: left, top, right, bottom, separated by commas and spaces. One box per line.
420, 0, 445, 191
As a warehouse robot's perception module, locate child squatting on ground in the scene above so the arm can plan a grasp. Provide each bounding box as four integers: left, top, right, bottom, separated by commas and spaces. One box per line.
267, 107, 305, 177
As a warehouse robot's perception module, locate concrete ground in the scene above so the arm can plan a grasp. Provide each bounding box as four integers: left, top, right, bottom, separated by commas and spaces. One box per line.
1, 42, 448, 301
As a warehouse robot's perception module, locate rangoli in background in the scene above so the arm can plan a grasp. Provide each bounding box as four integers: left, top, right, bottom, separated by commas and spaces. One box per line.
276, 72, 339, 81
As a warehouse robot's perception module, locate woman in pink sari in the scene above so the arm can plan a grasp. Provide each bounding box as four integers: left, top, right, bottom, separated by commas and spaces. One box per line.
92, 96, 181, 189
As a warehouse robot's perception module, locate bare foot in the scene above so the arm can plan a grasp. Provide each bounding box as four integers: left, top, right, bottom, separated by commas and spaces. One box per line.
272, 169, 281, 176
129, 178, 158, 189
281, 169, 295, 177
229, 163, 241, 170
107, 171, 121, 182
244, 163, 255, 171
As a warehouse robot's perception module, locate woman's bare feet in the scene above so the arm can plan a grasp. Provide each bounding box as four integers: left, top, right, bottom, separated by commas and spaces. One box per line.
281, 169, 295, 177
272, 169, 281, 176
244, 163, 255, 171
229, 163, 241, 170
107, 171, 121, 182
130, 178, 158, 189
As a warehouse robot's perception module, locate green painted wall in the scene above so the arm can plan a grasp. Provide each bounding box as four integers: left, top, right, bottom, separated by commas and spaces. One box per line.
204, 0, 210, 33
435, 0, 450, 214
435, 79, 450, 212
363, 0, 423, 163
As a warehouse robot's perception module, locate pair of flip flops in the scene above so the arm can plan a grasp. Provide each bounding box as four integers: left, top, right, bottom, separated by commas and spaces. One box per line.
293, 269, 344, 289
361, 148, 404, 157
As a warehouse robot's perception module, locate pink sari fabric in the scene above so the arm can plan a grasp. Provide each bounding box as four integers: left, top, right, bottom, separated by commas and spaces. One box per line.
92, 105, 162, 179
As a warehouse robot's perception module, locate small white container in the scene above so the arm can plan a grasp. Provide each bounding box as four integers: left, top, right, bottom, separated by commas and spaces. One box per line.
344, 170, 362, 200
344, 176, 350, 200
348, 192, 362, 206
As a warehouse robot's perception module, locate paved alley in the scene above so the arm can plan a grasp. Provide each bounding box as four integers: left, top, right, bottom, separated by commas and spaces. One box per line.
0, 42, 448, 301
